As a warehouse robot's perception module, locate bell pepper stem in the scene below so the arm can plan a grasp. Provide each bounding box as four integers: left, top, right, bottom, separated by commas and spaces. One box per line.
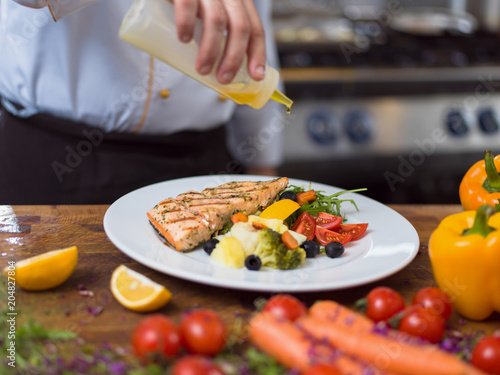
483, 150, 500, 191
464, 204, 496, 237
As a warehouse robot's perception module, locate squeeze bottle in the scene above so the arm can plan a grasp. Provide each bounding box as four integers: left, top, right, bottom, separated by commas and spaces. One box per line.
119, 0, 292, 111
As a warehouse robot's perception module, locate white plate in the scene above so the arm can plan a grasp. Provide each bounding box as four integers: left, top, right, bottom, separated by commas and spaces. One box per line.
103, 175, 419, 292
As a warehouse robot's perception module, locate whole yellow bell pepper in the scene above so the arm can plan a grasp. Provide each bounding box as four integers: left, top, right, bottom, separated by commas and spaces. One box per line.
459, 150, 500, 211
429, 204, 500, 320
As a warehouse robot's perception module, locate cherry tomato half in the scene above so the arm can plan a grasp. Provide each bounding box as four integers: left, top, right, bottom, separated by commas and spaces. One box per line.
301, 363, 342, 375
180, 309, 226, 356
292, 212, 316, 241
471, 333, 500, 375
363, 286, 405, 323
171, 355, 225, 375
132, 314, 181, 362
313, 212, 343, 230
315, 226, 352, 246
262, 294, 308, 322
398, 306, 445, 344
333, 223, 368, 240
412, 287, 453, 322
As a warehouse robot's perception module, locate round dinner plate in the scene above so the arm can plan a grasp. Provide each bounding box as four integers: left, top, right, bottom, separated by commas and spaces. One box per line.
103, 175, 420, 292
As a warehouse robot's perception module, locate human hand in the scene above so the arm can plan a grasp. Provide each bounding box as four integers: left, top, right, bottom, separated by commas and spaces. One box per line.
171, 0, 267, 84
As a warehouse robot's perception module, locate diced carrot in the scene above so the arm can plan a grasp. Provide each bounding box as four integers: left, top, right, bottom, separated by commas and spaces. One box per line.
297, 315, 487, 375
296, 190, 317, 206
249, 312, 395, 375
281, 231, 299, 250
231, 212, 248, 224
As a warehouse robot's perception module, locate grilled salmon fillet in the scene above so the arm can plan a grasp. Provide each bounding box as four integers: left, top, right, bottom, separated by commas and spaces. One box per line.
147, 177, 289, 251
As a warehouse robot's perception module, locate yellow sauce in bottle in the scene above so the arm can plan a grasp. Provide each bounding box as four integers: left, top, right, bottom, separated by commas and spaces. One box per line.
222, 89, 293, 114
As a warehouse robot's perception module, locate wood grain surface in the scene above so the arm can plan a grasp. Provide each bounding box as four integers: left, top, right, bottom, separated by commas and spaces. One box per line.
1, 204, 499, 349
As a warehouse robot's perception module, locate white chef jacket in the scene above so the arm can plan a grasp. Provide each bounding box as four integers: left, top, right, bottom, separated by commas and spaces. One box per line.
0, 0, 284, 168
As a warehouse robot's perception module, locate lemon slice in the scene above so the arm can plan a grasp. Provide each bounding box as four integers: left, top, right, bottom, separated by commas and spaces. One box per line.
2, 246, 78, 291
110, 265, 172, 312
259, 199, 301, 220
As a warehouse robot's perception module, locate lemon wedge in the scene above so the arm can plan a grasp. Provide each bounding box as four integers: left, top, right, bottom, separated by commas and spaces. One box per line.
259, 199, 300, 220
110, 265, 171, 312
2, 246, 78, 291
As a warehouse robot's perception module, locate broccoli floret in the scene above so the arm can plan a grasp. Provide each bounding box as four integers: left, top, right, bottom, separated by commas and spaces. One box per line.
217, 220, 233, 235
253, 228, 306, 270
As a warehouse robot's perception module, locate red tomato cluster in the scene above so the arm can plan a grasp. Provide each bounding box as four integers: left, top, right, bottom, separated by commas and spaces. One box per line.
291, 212, 368, 246
359, 286, 453, 344
131, 310, 226, 374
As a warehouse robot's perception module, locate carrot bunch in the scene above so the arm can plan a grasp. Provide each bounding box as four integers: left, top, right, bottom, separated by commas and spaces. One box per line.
249, 297, 487, 375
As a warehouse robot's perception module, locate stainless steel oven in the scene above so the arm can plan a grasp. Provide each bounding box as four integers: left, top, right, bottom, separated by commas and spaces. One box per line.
274, 0, 500, 204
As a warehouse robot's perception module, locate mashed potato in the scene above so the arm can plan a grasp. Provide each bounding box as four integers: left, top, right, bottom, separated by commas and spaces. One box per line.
230, 222, 261, 256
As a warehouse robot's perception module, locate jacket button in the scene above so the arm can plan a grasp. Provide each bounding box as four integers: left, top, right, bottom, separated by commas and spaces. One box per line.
218, 94, 228, 102
159, 89, 170, 99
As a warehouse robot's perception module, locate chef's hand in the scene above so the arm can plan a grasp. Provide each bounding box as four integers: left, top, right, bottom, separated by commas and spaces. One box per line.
172, 0, 267, 84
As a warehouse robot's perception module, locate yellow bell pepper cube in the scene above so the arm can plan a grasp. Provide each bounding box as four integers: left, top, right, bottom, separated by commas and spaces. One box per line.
259, 199, 300, 221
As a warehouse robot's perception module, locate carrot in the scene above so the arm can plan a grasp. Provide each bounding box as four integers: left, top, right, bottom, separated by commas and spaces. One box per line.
281, 231, 299, 250
297, 315, 487, 375
296, 190, 317, 206
309, 300, 374, 332
249, 312, 397, 375
231, 212, 248, 224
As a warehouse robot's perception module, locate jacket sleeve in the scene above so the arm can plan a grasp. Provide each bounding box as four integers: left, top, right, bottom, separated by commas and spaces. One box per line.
225, 0, 285, 169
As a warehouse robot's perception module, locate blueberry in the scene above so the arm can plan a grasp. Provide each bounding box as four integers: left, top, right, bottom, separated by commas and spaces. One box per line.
279, 191, 297, 202
203, 238, 219, 255
245, 255, 262, 271
325, 241, 345, 258
301, 240, 320, 258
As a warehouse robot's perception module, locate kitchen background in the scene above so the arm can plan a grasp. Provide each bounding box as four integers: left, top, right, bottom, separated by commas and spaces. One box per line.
273, 0, 500, 204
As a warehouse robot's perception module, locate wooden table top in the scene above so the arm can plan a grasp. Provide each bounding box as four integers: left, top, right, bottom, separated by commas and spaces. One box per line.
1, 204, 499, 350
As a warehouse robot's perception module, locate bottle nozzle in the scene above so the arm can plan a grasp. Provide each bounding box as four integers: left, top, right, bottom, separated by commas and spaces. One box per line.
271, 90, 293, 114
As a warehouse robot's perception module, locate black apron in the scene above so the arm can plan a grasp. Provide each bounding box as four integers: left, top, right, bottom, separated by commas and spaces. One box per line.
0, 104, 242, 204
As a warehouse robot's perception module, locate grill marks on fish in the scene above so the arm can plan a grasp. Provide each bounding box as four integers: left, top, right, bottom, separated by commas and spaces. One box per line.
147, 197, 211, 250
147, 177, 289, 251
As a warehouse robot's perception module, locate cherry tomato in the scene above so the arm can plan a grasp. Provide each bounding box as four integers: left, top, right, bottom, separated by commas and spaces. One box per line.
315, 226, 352, 246
333, 223, 368, 240
398, 306, 445, 344
262, 294, 307, 322
471, 333, 500, 375
301, 363, 342, 375
180, 309, 226, 356
313, 212, 343, 230
364, 286, 405, 322
292, 212, 316, 241
171, 355, 225, 375
132, 314, 181, 362
412, 287, 453, 322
